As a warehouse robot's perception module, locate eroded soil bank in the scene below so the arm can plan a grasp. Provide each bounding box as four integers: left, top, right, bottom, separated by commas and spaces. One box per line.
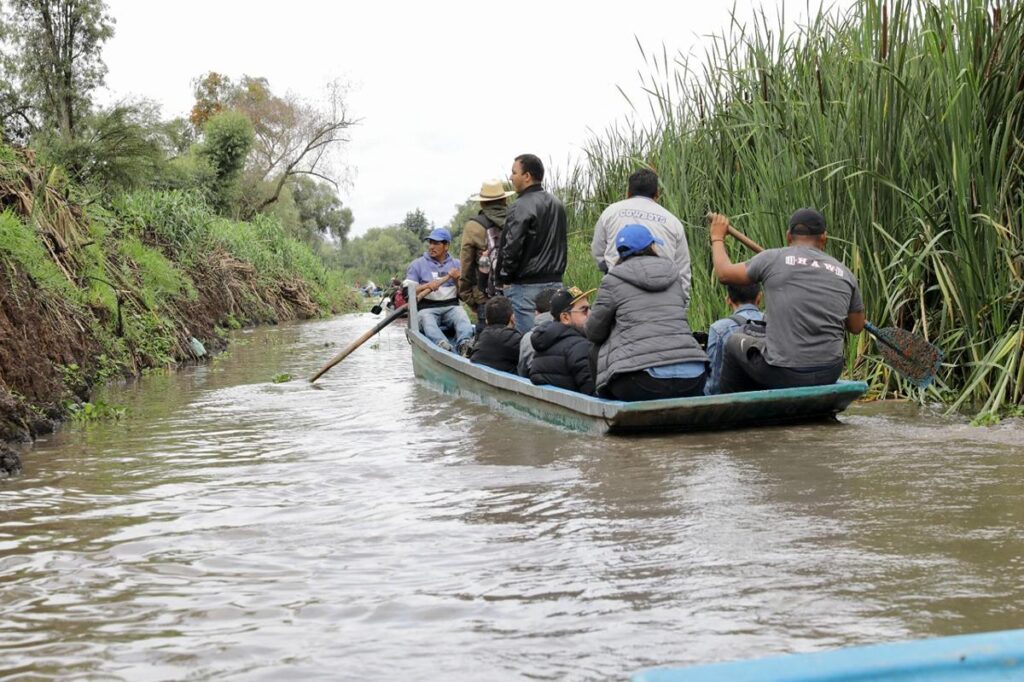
0, 145, 354, 446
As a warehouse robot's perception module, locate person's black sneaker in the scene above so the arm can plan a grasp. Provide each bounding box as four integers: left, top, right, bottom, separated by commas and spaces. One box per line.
457, 340, 473, 357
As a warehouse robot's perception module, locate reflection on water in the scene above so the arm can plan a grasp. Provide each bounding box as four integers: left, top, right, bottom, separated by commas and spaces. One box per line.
2, 315, 1023, 680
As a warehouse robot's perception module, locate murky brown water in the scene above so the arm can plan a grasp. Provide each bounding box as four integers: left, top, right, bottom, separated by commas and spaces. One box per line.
2, 314, 1023, 680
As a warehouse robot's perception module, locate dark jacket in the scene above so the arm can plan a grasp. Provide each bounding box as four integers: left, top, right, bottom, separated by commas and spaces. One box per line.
585, 254, 708, 393
470, 325, 522, 373
529, 321, 595, 395
497, 184, 567, 285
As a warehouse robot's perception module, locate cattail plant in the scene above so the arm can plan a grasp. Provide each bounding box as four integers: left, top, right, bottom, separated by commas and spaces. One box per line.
556, 0, 1023, 416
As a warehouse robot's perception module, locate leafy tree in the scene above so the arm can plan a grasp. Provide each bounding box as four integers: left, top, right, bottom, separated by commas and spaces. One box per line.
187, 72, 356, 215
290, 175, 353, 243
189, 71, 233, 133
447, 199, 479, 245
247, 79, 355, 213
0, 57, 32, 143
156, 116, 197, 158
38, 102, 166, 195
402, 208, 429, 241
0, 0, 115, 142
338, 224, 422, 282
198, 111, 253, 213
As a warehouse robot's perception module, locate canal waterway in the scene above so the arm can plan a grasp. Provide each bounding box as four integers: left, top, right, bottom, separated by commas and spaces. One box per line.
2, 314, 1023, 680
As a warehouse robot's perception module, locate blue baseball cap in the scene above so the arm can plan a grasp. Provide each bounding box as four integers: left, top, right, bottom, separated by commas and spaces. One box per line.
426, 227, 452, 243
615, 224, 664, 259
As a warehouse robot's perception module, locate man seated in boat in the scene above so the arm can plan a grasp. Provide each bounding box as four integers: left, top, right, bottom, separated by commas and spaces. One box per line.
586, 224, 708, 400
704, 282, 763, 395
469, 296, 522, 373
709, 209, 865, 392
404, 227, 475, 355
529, 286, 596, 395
517, 287, 558, 377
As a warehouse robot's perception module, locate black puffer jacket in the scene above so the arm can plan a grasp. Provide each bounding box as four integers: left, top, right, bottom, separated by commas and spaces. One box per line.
529, 321, 595, 395
470, 325, 522, 374
497, 184, 567, 285
585, 254, 707, 392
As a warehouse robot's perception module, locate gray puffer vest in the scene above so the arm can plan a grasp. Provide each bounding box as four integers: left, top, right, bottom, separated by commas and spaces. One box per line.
585, 254, 708, 392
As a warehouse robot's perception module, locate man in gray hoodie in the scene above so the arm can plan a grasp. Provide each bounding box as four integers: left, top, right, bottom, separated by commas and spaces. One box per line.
586, 224, 707, 400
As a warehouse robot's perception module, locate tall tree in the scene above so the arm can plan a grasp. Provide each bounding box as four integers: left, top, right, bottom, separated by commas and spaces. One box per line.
246, 78, 356, 212
187, 73, 357, 215
189, 71, 234, 133
290, 175, 354, 243
199, 110, 254, 213
402, 208, 429, 241
1, 0, 115, 141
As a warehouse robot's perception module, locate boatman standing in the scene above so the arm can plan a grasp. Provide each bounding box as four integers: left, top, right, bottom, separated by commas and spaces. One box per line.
404, 227, 475, 355
709, 209, 865, 392
497, 154, 568, 333
590, 167, 692, 305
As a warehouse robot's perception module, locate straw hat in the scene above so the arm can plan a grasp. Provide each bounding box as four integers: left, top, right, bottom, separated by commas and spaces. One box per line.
470, 179, 516, 202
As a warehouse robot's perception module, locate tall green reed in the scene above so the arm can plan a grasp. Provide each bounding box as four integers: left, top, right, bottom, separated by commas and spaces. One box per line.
557, 0, 1023, 415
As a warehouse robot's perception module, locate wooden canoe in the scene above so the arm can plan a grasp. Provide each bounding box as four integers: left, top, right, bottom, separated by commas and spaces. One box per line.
405, 294, 867, 435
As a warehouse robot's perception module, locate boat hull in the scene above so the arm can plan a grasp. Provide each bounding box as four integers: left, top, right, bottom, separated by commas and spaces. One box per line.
405, 298, 866, 434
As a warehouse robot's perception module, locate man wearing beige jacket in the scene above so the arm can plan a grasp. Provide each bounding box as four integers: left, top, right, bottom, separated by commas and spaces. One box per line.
459, 179, 515, 331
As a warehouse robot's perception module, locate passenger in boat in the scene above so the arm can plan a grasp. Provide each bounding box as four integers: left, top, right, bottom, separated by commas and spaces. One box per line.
529, 287, 596, 395
590, 167, 692, 305
704, 283, 763, 395
497, 154, 567, 333
517, 287, 558, 377
586, 224, 708, 401
469, 297, 522, 373
459, 179, 515, 333
389, 277, 407, 310
404, 227, 475, 355
709, 209, 865, 392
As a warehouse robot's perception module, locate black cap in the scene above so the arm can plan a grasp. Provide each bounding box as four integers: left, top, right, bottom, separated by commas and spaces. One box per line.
548, 286, 593, 317
788, 208, 827, 235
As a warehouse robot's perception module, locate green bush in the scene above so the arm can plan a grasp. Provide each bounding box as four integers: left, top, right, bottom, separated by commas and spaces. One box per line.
0, 210, 79, 300
119, 235, 196, 306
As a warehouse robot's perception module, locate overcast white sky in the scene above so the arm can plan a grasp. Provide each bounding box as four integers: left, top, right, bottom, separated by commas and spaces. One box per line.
99, 0, 839, 236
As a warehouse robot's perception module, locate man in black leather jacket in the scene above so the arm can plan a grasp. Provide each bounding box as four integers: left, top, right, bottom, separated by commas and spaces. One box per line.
497, 153, 567, 332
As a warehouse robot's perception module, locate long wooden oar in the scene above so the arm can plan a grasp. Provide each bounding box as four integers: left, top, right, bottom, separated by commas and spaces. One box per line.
723, 226, 943, 388
309, 304, 409, 383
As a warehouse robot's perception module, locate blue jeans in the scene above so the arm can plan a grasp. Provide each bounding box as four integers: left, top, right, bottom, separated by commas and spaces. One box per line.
506, 281, 561, 333
418, 305, 474, 349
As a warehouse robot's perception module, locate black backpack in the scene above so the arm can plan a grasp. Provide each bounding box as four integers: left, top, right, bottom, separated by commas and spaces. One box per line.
730, 312, 766, 337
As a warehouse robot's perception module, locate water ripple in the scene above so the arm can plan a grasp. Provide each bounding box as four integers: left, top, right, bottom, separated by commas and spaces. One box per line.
1, 319, 1023, 680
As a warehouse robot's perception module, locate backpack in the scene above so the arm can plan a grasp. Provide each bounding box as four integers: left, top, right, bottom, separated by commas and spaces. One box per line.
730, 312, 766, 338
472, 213, 502, 297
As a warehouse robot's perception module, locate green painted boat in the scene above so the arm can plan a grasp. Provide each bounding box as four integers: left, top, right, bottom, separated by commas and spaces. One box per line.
406, 295, 867, 435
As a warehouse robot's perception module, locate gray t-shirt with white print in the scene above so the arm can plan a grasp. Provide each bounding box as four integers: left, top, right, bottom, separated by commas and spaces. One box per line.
744, 245, 863, 368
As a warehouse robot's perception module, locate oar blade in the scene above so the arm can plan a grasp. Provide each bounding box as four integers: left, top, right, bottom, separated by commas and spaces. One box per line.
873, 326, 943, 388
